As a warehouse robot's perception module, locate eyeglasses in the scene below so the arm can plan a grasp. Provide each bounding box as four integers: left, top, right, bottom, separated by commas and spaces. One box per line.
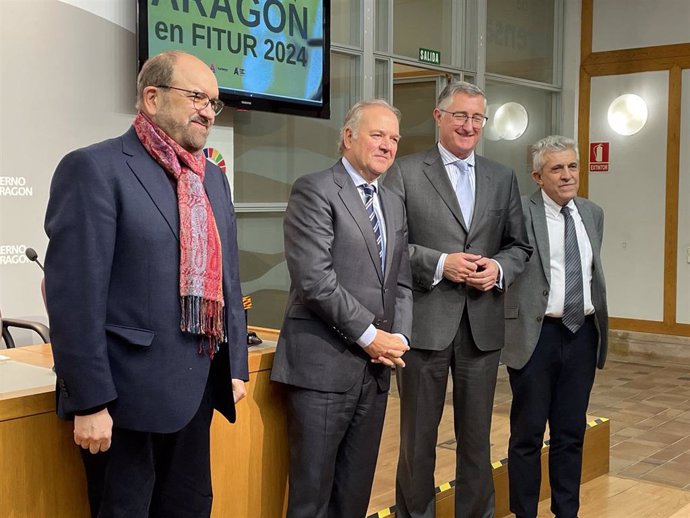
438, 109, 488, 127
156, 85, 224, 115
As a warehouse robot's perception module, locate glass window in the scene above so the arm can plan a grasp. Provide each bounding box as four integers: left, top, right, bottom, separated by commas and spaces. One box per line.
375, 0, 391, 53
393, 0, 454, 65
483, 80, 555, 196
394, 79, 438, 157
375, 58, 391, 101
486, 0, 555, 84
233, 52, 360, 203
237, 213, 289, 330
589, 72, 668, 321
332, 0, 361, 47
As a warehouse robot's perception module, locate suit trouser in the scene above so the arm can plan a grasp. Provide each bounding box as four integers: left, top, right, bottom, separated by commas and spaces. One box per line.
81, 375, 216, 518
396, 310, 501, 518
284, 363, 388, 518
507, 316, 598, 518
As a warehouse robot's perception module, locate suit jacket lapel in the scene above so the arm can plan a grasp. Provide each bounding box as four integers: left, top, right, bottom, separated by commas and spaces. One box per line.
122, 127, 180, 241
422, 149, 468, 232
334, 162, 384, 283
469, 157, 491, 237
530, 190, 551, 282
204, 167, 228, 245
575, 198, 599, 252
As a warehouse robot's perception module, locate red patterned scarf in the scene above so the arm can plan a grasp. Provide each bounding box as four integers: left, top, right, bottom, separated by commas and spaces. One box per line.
134, 112, 225, 357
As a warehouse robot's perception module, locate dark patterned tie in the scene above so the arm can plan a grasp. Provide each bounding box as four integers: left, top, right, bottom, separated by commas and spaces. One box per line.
561, 206, 584, 333
360, 184, 384, 272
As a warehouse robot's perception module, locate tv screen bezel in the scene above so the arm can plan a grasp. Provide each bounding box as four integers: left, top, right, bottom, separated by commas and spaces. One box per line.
136, 0, 331, 119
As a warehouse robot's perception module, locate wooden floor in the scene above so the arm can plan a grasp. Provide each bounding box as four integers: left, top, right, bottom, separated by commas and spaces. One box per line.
532, 475, 690, 518
367, 357, 690, 518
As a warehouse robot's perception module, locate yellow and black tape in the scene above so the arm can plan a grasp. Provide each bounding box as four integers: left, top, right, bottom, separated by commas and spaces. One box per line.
366, 417, 608, 518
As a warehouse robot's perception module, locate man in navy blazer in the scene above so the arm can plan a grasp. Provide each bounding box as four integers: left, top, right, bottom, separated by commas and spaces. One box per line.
44, 51, 248, 518
502, 135, 608, 518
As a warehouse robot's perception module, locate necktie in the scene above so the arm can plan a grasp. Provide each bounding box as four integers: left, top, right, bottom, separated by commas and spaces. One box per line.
561, 206, 584, 333
454, 160, 474, 226
360, 184, 384, 272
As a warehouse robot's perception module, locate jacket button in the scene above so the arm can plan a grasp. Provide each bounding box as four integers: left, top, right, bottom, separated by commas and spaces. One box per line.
543, 290, 549, 296
536, 316, 543, 322
465, 244, 471, 249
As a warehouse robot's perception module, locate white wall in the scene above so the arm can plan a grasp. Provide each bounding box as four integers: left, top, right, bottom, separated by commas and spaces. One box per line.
0, 0, 136, 330
584, 0, 690, 324
592, 0, 690, 52
588, 72, 668, 321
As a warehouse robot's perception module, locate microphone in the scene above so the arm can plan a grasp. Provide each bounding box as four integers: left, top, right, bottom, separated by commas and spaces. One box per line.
25, 247, 45, 272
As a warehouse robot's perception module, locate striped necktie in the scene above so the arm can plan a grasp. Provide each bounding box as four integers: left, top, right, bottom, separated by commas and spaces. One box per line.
561, 205, 584, 333
360, 184, 384, 272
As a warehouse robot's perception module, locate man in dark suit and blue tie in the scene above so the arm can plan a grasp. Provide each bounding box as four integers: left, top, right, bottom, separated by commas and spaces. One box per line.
502, 135, 608, 518
271, 99, 413, 518
44, 51, 248, 518
384, 81, 532, 518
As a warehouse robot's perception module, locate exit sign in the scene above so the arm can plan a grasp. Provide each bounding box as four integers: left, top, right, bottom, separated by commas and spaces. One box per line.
419, 48, 440, 65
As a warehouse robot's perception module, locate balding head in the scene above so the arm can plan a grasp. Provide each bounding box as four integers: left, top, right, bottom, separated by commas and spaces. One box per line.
136, 51, 220, 153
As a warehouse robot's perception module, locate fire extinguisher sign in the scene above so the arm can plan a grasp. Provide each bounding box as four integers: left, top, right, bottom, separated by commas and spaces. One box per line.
589, 142, 609, 172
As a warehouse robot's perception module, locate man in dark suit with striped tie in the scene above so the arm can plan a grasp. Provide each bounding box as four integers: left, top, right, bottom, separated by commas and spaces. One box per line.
502, 135, 608, 518
271, 99, 413, 518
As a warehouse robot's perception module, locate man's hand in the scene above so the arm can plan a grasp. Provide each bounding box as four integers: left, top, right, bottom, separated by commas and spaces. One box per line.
443, 252, 482, 283
466, 257, 499, 291
365, 330, 410, 368
74, 408, 113, 454
232, 379, 247, 403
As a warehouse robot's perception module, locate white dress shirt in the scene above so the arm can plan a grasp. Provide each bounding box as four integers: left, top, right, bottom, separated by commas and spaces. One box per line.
542, 191, 595, 317
432, 144, 504, 288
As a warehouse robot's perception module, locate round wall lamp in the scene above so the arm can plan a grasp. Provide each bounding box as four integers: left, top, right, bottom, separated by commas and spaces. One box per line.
484, 102, 529, 141
607, 94, 648, 136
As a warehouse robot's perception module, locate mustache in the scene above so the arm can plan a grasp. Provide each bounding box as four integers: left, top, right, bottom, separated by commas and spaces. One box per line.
191, 115, 211, 128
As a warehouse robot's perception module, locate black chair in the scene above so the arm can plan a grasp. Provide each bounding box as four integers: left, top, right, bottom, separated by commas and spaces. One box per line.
1, 248, 52, 348
0, 308, 50, 348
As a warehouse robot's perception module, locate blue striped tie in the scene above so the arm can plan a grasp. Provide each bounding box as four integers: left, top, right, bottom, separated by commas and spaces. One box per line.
561, 206, 584, 333
360, 184, 384, 272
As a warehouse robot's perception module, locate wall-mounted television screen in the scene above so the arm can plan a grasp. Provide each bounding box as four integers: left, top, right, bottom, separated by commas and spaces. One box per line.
137, 0, 330, 119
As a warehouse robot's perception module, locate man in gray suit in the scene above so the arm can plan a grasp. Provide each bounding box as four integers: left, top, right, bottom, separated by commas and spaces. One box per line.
384, 81, 531, 518
502, 136, 608, 518
271, 99, 413, 518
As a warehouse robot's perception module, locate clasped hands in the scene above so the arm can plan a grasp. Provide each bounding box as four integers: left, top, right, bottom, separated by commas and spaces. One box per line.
443, 252, 499, 292
366, 330, 410, 368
